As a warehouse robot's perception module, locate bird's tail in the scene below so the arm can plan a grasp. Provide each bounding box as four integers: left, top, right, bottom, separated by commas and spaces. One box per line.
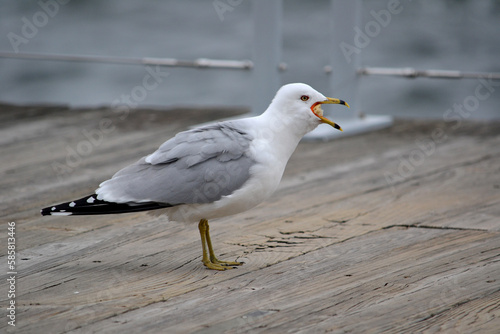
40, 194, 171, 216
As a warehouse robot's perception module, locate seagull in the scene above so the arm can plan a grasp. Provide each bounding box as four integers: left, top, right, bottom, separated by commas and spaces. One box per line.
41, 83, 349, 270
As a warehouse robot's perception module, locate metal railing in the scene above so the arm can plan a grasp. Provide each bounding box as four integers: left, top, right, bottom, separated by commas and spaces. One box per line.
358, 67, 500, 80
0, 51, 253, 70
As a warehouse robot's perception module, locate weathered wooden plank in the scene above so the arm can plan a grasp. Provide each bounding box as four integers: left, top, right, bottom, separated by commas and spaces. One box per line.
71, 228, 500, 333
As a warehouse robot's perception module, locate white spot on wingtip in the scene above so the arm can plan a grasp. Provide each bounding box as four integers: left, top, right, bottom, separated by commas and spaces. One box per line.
87, 196, 95, 204
69, 202, 76, 207
51, 212, 72, 216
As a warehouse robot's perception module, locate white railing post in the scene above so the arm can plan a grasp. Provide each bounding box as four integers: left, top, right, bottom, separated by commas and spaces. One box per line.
305, 0, 393, 140
251, 0, 282, 115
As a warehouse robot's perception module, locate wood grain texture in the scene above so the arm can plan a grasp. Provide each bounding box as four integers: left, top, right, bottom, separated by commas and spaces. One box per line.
1, 103, 499, 333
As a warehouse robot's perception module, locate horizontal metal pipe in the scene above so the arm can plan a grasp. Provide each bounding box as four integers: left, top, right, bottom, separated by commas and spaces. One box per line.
0, 51, 253, 70
358, 67, 500, 80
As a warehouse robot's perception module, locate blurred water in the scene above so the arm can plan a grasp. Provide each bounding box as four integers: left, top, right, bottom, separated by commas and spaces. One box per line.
1, 0, 499, 119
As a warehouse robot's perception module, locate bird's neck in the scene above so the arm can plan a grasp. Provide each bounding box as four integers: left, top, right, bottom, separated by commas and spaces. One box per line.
261, 105, 318, 137
254, 109, 318, 160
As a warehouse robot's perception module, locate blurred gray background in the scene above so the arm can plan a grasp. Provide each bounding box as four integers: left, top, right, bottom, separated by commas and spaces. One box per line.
1, 0, 499, 119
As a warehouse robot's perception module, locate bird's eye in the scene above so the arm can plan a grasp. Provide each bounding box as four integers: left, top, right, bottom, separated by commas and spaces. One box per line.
300, 95, 309, 101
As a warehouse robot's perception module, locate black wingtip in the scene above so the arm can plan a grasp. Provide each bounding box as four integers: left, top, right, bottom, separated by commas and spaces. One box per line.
41, 194, 173, 216
40, 207, 51, 216
40, 205, 72, 216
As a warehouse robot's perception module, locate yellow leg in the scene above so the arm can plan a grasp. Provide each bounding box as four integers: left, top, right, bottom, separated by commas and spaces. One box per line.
198, 219, 243, 271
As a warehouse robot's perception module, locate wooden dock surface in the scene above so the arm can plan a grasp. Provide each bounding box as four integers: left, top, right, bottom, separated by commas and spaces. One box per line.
1, 104, 499, 333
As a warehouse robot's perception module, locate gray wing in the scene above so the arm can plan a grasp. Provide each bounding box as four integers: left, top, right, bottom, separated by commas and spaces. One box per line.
96, 121, 255, 205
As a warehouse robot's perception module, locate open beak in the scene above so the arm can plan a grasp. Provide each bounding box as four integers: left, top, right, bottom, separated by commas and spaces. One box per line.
311, 97, 350, 131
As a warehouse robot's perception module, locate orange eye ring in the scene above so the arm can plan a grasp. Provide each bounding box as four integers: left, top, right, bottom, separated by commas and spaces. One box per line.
300, 95, 309, 101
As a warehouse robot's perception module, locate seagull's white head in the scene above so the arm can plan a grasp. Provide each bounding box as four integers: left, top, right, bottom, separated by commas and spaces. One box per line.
268, 83, 350, 135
